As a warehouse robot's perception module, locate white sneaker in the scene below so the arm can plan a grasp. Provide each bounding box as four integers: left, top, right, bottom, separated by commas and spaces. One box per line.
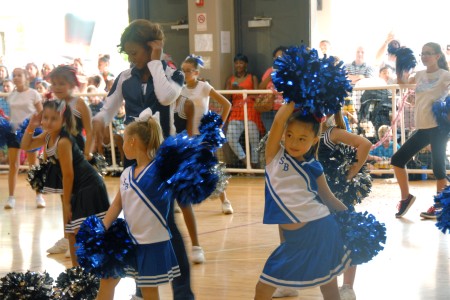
4, 196, 15, 209
36, 194, 46, 208
191, 246, 205, 264
222, 201, 233, 214
47, 238, 69, 254
65, 249, 71, 258
272, 287, 299, 298
339, 284, 356, 300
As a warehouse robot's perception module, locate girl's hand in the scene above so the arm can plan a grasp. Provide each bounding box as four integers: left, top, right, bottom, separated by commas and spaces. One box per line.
29, 111, 43, 128
148, 40, 164, 61
346, 165, 359, 181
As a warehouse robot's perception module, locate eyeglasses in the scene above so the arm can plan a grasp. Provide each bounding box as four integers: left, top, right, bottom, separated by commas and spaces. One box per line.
420, 52, 436, 57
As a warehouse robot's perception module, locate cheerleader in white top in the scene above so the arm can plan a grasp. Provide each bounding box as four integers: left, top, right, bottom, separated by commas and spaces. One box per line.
98, 111, 180, 300
255, 102, 351, 300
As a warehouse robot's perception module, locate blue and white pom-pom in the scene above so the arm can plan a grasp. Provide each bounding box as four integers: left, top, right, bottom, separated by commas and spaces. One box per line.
0, 116, 12, 148
335, 210, 386, 265
153, 132, 219, 206
27, 155, 52, 193
395, 47, 417, 78
271, 45, 352, 120
199, 111, 227, 149
15, 118, 43, 142
322, 144, 372, 207
434, 185, 450, 234
432, 95, 450, 129
76, 216, 135, 279
0, 270, 54, 299
53, 266, 99, 299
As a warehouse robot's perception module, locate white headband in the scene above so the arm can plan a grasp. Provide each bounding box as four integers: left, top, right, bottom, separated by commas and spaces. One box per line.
134, 107, 160, 124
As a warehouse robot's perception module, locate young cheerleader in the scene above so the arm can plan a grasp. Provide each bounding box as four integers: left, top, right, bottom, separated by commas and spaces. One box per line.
20, 100, 110, 266
254, 101, 350, 300
392, 42, 450, 219
49, 65, 94, 159
97, 112, 180, 300
175, 54, 232, 264
45, 65, 96, 257
4, 67, 45, 209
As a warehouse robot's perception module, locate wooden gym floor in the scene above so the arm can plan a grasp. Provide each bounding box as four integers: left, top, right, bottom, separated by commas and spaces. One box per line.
0, 173, 449, 299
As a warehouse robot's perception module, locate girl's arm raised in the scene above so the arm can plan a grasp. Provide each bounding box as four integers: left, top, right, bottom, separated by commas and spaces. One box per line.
316, 174, 347, 212
102, 191, 123, 230
20, 112, 46, 151
209, 88, 231, 125
330, 127, 372, 180
76, 98, 94, 159
58, 138, 75, 226
265, 101, 294, 165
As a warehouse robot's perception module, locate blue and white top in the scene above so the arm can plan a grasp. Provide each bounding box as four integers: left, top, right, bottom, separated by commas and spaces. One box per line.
263, 146, 330, 224
120, 161, 171, 245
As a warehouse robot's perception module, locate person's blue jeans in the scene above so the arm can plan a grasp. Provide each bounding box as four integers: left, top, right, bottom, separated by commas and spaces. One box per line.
261, 110, 277, 133
226, 120, 260, 164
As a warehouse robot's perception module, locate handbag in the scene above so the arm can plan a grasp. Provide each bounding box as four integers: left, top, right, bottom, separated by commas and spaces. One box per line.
254, 93, 275, 113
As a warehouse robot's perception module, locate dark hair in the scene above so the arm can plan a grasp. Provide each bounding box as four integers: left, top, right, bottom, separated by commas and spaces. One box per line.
126, 117, 163, 159
0, 65, 9, 80
118, 19, 165, 54
43, 100, 77, 136
49, 65, 80, 88
183, 54, 204, 70
424, 42, 449, 71
387, 40, 401, 55
98, 54, 110, 63
272, 46, 287, 58
233, 53, 248, 63
287, 111, 321, 158
379, 65, 393, 73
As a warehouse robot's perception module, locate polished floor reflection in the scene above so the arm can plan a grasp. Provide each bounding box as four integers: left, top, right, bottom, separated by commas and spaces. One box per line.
0, 173, 449, 299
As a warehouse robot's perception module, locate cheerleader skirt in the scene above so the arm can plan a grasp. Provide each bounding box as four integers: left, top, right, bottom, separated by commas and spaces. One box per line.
125, 240, 181, 287
42, 162, 63, 194
259, 214, 351, 289
65, 180, 110, 233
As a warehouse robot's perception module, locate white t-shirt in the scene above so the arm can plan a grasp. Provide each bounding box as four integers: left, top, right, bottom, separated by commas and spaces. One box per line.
8, 89, 42, 130
180, 81, 212, 135
414, 69, 450, 129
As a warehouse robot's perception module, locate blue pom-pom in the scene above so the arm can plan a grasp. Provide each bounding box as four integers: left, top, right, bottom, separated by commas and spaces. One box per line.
395, 47, 417, 77
432, 95, 450, 129
76, 215, 135, 279
152, 132, 219, 206
271, 45, 352, 120
0, 116, 12, 148
335, 210, 386, 265
199, 111, 227, 149
321, 144, 372, 207
15, 118, 43, 142
434, 185, 450, 234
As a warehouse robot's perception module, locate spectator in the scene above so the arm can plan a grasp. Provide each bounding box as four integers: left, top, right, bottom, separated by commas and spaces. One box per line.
258, 46, 287, 131
25, 62, 42, 89
368, 125, 400, 171
34, 80, 50, 99
224, 53, 262, 169
0, 64, 10, 91
319, 39, 332, 57
98, 54, 114, 91
41, 62, 55, 82
375, 32, 400, 83
0, 78, 13, 116
86, 85, 103, 116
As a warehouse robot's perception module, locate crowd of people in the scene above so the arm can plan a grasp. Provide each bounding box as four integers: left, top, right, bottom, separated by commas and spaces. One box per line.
0, 18, 450, 300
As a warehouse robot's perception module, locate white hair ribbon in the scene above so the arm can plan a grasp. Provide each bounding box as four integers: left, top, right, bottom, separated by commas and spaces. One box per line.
134, 107, 160, 124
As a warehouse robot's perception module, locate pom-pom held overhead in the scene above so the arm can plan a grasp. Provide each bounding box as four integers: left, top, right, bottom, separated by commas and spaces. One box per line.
335, 210, 386, 265
434, 185, 450, 234
0, 270, 54, 299
53, 266, 100, 299
432, 95, 450, 129
395, 47, 417, 79
321, 144, 372, 207
76, 216, 135, 279
271, 45, 352, 120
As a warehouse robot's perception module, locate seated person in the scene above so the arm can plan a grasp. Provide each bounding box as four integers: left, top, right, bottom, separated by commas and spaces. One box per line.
367, 125, 400, 170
